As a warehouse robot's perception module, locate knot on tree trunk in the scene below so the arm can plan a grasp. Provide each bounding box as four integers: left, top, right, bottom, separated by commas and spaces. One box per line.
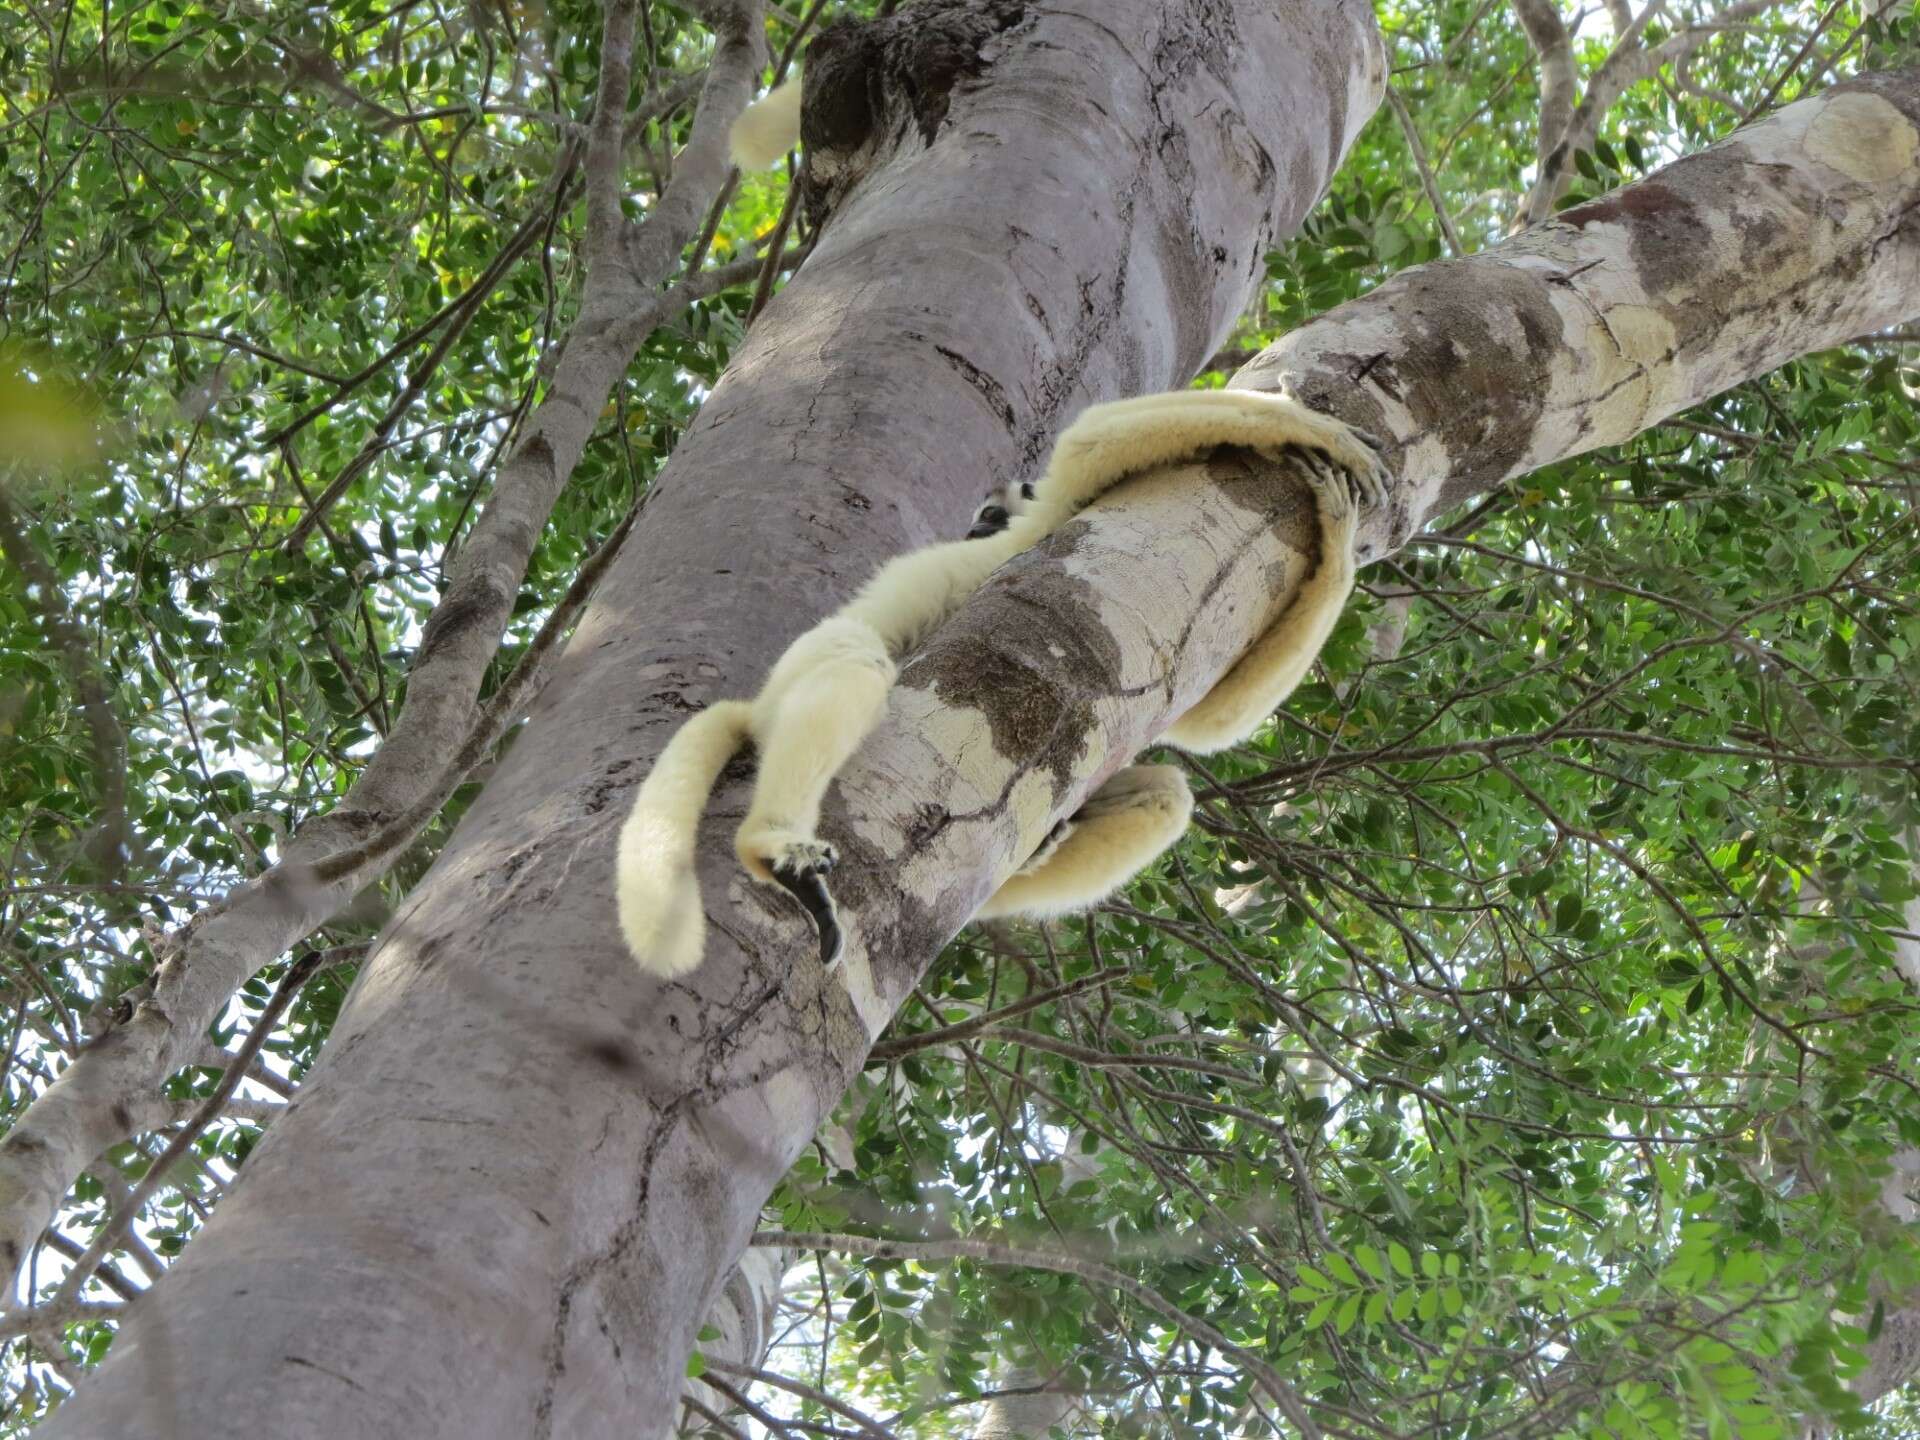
798, 0, 1030, 224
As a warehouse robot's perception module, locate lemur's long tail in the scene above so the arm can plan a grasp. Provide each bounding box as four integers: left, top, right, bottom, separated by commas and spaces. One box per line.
616, 700, 754, 978
729, 80, 802, 170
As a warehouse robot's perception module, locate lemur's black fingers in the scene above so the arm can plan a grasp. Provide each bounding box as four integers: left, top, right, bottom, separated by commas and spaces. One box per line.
770, 862, 844, 966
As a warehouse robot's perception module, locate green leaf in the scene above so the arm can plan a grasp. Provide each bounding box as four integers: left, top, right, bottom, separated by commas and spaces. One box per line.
1335, 1293, 1362, 1335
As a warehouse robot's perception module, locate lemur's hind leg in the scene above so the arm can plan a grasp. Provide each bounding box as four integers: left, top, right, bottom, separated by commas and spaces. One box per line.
975, 764, 1194, 921
736, 617, 896, 963
1163, 437, 1387, 755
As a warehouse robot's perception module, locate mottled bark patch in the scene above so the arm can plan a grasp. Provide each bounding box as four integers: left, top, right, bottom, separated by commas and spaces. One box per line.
1558, 180, 1676, 231
1289, 262, 1564, 497
896, 559, 1121, 804
1805, 88, 1920, 184
1211, 450, 1318, 561
1559, 180, 1713, 297
1843, 66, 1920, 131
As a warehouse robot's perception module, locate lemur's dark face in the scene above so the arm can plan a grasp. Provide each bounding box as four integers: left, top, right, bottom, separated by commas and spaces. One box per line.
966, 480, 1037, 540
966, 503, 1010, 539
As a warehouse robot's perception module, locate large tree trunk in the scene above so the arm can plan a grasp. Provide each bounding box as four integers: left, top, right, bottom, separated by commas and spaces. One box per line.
39, 4, 1385, 1436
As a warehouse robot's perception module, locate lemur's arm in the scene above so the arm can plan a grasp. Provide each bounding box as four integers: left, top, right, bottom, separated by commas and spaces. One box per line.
618, 502, 1026, 979
962, 391, 1385, 926
838, 526, 1029, 653
1162, 442, 1382, 753
1023, 390, 1381, 527
730, 492, 1050, 958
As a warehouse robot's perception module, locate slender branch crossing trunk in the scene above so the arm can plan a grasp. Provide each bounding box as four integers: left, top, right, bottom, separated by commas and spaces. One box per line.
39, 4, 1385, 1435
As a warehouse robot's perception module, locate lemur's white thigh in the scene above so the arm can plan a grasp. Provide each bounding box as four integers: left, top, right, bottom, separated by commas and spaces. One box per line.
975, 764, 1193, 921
735, 616, 896, 882
1163, 449, 1364, 755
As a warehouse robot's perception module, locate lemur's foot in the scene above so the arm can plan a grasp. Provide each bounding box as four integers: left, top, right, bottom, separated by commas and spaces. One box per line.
1015, 817, 1075, 876
1330, 424, 1391, 511
766, 840, 844, 966
1291, 440, 1388, 531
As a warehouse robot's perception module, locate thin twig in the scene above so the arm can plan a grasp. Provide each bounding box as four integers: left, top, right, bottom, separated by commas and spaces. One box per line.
755, 1231, 1324, 1439
1384, 86, 1463, 256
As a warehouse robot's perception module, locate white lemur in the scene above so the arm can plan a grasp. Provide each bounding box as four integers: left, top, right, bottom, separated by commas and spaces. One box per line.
616, 388, 1386, 978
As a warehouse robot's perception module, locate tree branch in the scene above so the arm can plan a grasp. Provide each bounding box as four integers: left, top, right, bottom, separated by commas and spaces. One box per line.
1512, 0, 1575, 170
587, 0, 644, 263
1521, 0, 1779, 224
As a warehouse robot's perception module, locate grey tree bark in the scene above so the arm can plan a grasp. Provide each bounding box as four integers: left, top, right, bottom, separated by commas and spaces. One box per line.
36, 3, 1386, 1436
972, 1367, 1084, 1439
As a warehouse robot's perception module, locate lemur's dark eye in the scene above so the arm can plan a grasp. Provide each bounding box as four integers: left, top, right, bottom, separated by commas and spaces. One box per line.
1019, 481, 1036, 500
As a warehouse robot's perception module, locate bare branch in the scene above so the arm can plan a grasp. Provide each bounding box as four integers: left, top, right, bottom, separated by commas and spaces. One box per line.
587, 0, 645, 262
1520, 0, 1779, 224
1384, 86, 1463, 256
28, 948, 322, 1318
704, 1360, 900, 1440
1512, 0, 1575, 168
0, 0, 772, 1303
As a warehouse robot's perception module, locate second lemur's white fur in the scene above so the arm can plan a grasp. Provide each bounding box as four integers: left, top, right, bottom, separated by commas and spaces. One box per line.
730, 80, 803, 170
617, 388, 1385, 978
974, 764, 1195, 921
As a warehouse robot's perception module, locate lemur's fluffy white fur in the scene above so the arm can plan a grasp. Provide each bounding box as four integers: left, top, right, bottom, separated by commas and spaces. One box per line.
617, 389, 1385, 978
730, 81, 802, 171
